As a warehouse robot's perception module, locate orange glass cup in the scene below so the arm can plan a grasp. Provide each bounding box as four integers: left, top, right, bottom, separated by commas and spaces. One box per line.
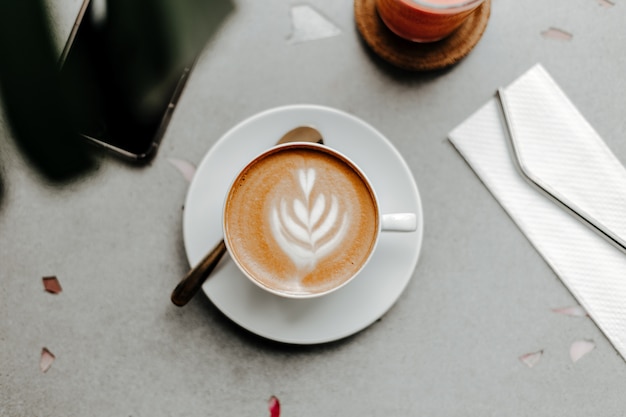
376, 0, 486, 43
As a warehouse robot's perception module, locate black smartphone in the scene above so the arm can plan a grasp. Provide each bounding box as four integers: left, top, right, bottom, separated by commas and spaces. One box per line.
59, 0, 193, 161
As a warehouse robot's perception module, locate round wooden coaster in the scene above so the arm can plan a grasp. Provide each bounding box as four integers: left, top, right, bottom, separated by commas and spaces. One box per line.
354, 0, 491, 71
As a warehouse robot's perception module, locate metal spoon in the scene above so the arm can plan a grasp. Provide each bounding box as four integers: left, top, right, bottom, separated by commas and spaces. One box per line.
171, 126, 324, 306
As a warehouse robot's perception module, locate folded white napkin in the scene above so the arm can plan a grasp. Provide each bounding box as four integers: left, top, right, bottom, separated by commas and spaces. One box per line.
449, 64, 626, 361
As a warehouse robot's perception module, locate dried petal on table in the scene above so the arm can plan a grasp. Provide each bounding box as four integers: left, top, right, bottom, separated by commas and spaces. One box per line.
40, 347, 55, 373
541, 27, 573, 41
167, 158, 197, 182
551, 305, 588, 317
596, 0, 615, 7
570, 339, 595, 363
42, 276, 62, 294
268, 395, 281, 417
287, 5, 341, 44
519, 350, 543, 368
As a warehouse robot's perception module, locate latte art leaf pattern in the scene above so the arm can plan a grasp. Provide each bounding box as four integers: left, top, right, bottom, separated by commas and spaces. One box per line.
270, 168, 349, 271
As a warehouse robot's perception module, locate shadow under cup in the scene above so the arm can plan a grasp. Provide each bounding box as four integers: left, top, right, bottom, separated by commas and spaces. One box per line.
223, 142, 416, 299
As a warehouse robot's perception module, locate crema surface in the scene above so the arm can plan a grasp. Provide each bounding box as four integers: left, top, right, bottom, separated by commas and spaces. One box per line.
224, 145, 379, 297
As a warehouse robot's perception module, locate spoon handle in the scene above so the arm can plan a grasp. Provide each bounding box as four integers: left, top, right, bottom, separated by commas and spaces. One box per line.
171, 240, 227, 306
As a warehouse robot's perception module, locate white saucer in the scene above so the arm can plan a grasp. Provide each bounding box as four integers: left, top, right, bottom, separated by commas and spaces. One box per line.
183, 105, 423, 344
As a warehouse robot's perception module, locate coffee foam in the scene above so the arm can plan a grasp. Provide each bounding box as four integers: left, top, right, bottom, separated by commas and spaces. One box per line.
224, 145, 378, 296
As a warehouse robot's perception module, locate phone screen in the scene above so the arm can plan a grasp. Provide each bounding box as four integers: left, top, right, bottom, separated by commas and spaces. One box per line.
59, 1, 191, 160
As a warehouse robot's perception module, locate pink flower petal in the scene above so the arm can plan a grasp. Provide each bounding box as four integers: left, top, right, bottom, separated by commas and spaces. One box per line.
40, 347, 55, 373
596, 0, 614, 7
519, 350, 543, 368
42, 276, 62, 294
551, 305, 587, 317
541, 27, 573, 41
167, 158, 197, 182
570, 339, 595, 363
268, 395, 280, 417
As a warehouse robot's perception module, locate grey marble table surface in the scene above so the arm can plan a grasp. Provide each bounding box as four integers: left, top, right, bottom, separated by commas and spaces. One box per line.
2, 0, 626, 416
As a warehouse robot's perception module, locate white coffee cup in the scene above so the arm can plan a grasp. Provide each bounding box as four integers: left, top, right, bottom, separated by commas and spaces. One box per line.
223, 142, 416, 298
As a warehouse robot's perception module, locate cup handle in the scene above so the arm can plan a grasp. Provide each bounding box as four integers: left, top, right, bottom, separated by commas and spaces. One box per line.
381, 213, 417, 232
